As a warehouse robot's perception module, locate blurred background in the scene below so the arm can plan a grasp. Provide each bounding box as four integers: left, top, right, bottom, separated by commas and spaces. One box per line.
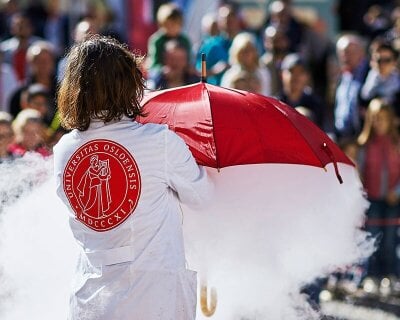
2, 0, 400, 319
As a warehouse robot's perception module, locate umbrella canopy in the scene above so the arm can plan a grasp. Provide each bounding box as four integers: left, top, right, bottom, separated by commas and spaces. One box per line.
139, 80, 372, 319
140, 82, 353, 182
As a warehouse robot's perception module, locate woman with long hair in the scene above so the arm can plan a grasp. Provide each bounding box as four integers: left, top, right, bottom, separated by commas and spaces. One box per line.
357, 98, 400, 279
53, 36, 212, 320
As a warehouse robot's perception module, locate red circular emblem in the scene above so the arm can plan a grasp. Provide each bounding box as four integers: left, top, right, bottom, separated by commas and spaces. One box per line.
63, 139, 141, 232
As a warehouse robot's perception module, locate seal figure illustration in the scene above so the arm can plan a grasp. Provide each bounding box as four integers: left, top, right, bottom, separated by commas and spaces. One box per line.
77, 155, 111, 216
63, 139, 141, 231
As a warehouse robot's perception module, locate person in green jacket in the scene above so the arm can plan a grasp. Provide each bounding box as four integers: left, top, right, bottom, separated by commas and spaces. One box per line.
147, 2, 192, 74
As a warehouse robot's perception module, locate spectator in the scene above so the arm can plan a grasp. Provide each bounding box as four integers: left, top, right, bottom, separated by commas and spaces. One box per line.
266, 0, 333, 101
368, 35, 387, 58
260, 25, 290, 97
0, 11, 41, 83
334, 34, 369, 140
229, 70, 262, 93
57, 18, 99, 82
383, 7, 400, 51
360, 42, 400, 116
8, 108, 50, 157
25, 0, 47, 38
0, 50, 18, 113
22, 83, 50, 120
195, 13, 229, 86
147, 2, 192, 74
97, 4, 125, 43
277, 53, 325, 128
9, 40, 57, 125
216, 4, 242, 52
221, 32, 271, 96
201, 12, 219, 38
43, 0, 70, 58
0, 0, 19, 41
0, 111, 15, 162
362, 5, 391, 41
357, 99, 400, 278
267, 0, 303, 53
337, 0, 370, 33
147, 40, 199, 90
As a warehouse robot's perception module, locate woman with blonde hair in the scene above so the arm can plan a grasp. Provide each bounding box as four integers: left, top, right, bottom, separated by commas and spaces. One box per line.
221, 32, 271, 96
8, 108, 50, 157
357, 98, 400, 278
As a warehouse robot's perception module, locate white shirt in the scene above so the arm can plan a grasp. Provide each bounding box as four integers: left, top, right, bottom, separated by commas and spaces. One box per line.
53, 118, 212, 320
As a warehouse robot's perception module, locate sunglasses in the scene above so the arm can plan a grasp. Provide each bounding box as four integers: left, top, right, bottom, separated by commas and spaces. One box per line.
376, 57, 394, 64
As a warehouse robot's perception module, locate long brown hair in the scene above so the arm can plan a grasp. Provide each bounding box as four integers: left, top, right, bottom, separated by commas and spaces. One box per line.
357, 98, 399, 146
58, 35, 146, 131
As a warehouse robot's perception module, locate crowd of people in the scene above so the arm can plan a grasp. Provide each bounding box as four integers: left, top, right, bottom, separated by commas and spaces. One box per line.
1, 0, 400, 291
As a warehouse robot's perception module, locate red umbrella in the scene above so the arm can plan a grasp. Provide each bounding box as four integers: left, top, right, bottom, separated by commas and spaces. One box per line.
140, 82, 353, 183
138, 79, 370, 318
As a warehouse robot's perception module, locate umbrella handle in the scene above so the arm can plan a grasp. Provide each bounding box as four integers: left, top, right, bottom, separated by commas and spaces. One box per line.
322, 143, 343, 184
200, 282, 217, 317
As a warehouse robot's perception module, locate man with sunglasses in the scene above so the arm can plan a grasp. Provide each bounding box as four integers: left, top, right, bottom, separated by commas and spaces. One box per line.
361, 42, 400, 113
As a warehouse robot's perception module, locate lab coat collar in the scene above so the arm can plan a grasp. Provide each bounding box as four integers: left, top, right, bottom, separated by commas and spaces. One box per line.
88, 116, 138, 129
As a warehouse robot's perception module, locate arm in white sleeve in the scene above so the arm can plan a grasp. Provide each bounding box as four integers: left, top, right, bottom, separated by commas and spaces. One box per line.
53, 143, 66, 202
165, 129, 213, 208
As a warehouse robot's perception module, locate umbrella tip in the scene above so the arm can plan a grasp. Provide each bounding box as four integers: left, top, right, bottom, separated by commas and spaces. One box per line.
201, 53, 207, 83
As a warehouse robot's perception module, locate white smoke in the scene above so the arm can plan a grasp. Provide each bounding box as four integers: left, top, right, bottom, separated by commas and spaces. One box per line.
183, 163, 374, 319
0, 154, 78, 320
0, 156, 373, 319
0, 153, 53, 212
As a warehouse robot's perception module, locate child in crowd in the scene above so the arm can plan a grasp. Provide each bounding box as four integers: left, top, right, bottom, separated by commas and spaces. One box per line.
147, 2, 192, 74
8, 108, 50, 157
357, 98, 400, 278
0, 112, 14, 162
147, 40, 198, 90
20, 83, 50, 120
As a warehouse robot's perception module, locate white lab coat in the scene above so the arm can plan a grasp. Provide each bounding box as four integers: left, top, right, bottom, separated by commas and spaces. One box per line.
53, 118, 212, 320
